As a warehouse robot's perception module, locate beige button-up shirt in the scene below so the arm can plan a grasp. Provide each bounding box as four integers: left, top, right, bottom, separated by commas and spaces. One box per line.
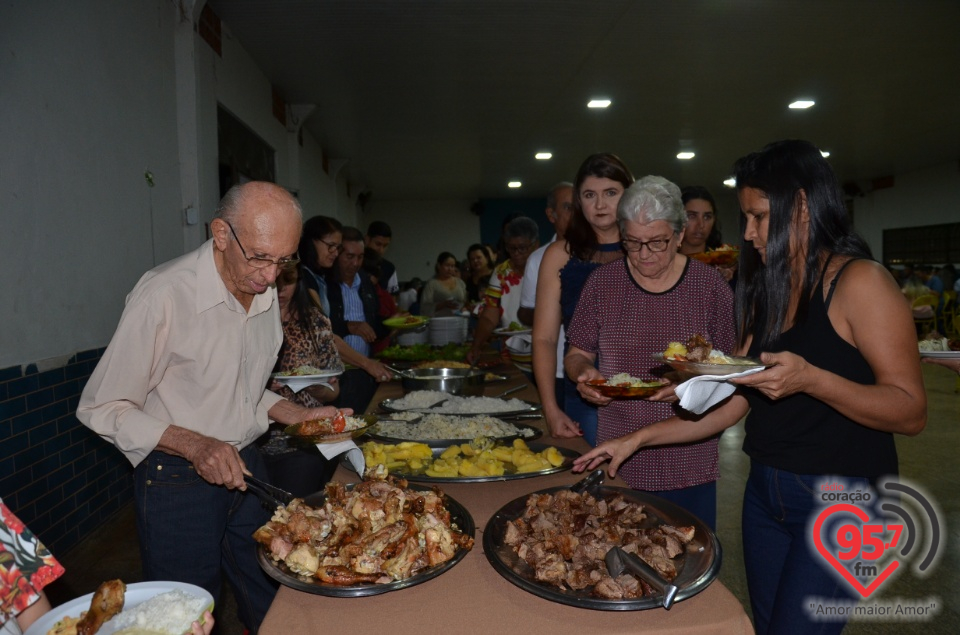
78, 240, 284, 467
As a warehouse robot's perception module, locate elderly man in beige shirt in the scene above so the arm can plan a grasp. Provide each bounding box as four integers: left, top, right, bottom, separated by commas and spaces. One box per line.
78, 182, 344, 633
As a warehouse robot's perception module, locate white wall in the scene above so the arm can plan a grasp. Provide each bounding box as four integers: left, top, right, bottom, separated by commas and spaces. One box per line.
852, 161, 960, 261
0, 0, 353, 369
363, 200, 480, 283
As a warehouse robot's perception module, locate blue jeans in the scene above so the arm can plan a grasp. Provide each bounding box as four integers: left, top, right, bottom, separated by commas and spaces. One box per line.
564, 377, 598, 446
135, 445, 278, 633
742, 461, 864, 635
647, 481, 716, 532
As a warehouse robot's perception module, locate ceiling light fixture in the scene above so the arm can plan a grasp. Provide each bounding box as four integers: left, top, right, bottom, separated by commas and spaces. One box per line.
723, 177, 737, 188
789, 100, 815, 109
677, 152, 695, 160
820, 150, 831, 158
587, 99, 611, 108
508, 181, 522, 188
535, 152, 552, 160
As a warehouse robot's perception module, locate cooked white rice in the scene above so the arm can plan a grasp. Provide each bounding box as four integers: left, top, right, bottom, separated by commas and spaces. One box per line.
375, 413, 536, 440
919, 337, 950, 352
607, 373, 658, 386
111, 590, 207, 634
389, 390, 528, 413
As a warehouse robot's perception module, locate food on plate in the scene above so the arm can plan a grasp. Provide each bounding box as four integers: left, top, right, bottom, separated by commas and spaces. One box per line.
373, 413, 537, 441
275, 364, 329, 377
287, 411, 365, 436
506, 321, 526, 331
502, 489, 695, 597
689, 244, 739, 266
362, 437, 565, 478
111, 589, 209, 635
919, 333, 960, 352
253, 473, 474, 585
47, 616, 82, 635
605, 373, 665, 388
663, 334, 738, 364
388, 390, 528, 413
74, 578, 125, 635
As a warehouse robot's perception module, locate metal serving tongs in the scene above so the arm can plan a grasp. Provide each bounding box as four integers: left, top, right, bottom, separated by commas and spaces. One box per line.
384, 364, 416, 379
570, 469, 605, 494
243, 474, 294, 509
604, 546, 680, 609
492, 384, 525, 399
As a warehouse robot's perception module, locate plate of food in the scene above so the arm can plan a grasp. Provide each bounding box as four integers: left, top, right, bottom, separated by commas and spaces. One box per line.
367, 412, 542, 445
586, 374, 668, 398
494, 321, 532, 336
654, 334, 766, 377
376, 342, 471, 363
24, 580, 214, 635
379, 391, 541, 417
383, 315, 429, 329
283, 413, 378, 444
272, 365, 343, 392
483, 481, 721, 610
254, 477, 474, 597
688, 245, 739, 267
360, 438, 577, 483
918, 334, 960, 357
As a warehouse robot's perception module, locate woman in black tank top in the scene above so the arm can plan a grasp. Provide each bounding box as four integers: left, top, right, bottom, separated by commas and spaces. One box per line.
572, 141, 926, 635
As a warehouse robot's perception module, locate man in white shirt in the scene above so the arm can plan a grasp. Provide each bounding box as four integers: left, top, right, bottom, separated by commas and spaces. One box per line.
517, 182, 575, 428
78, 182, 345, 633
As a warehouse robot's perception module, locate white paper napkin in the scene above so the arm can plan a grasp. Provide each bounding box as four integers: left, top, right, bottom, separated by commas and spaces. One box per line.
505, 334, 533, 353
317, 440, 366, 475
675, 367, 765, 414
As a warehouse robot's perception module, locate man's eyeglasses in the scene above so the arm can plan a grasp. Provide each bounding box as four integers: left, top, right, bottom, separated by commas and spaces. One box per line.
621, 234, 674, 253
226, 221, 299, 270
506, 242, 534, 255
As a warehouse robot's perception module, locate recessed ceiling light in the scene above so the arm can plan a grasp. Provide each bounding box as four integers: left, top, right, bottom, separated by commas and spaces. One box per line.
587, 99, 611, 108
820, 150, 831, 158
508, 181, 522, 188
535, 152, 552, 160
677, 152, 695, 160
723, 177, 737, 188
789, 100, 815, 109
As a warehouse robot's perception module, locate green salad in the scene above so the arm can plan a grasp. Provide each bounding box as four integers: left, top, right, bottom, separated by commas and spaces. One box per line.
376, 342, 470, 361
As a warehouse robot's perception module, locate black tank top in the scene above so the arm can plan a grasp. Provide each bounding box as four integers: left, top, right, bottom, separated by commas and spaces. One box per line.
743, 258, 898, 477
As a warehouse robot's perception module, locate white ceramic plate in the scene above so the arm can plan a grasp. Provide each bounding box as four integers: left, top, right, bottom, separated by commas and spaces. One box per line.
919, 350, 960, 359
272, 370, 342, 393
24, 581, 214, 635
494, 327, 532, 336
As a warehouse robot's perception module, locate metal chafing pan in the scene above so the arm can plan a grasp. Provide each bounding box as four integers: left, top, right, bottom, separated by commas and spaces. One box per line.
365, 421, 543, 446
256, 483, 475, 598
379, 397, 541, 417
483, 482, 722, 610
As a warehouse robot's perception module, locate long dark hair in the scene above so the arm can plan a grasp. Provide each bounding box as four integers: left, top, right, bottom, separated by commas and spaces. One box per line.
299, 215, 343, 272
565, 153, 635, 260
279, 264, 323, 340
734, 140, 872, 349
681, 185, 723, 249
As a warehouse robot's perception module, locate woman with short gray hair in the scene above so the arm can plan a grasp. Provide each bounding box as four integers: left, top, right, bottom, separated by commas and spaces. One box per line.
564, 175, 735, 530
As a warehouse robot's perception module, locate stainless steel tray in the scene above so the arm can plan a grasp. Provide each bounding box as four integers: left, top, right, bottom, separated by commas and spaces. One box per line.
379, 397, 541, 417
381, 442, 578, 483
483, 484, 721, 610
256, 483, 475, 597
366, 421, 543, 446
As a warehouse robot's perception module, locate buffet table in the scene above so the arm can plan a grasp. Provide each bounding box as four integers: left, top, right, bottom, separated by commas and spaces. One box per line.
261, 367, 754, 635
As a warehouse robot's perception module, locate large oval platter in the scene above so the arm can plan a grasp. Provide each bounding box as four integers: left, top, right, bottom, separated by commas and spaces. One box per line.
256, 483, 475, 597
374, 442, 578, 484
379, 397, 541, 417
366, 421, 542, 446
483, 484, 721, 610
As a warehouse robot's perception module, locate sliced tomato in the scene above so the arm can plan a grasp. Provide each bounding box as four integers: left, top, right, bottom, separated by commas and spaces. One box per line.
332, 410, 346, 433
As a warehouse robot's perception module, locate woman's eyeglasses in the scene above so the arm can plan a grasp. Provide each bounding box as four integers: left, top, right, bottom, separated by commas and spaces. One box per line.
621, 234, 674, 253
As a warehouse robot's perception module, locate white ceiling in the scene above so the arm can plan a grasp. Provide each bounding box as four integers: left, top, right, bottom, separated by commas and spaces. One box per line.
206, 0, 960, 204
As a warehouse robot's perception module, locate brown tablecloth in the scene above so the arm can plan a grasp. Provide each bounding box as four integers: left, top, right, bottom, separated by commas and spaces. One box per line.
261, 366, 754, 635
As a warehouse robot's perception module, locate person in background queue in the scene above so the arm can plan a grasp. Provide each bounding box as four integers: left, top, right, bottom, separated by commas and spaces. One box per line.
533, 154, 633, 445
680, 186, 737, 284
77, 182, 349, 633
365, 221, 399, 295
566, 176, 734, 529
573, 140, 926, 635
299, 215, 394, 395
517, 181, 574, 409
467, 217, 540, 364
421, 251, 468, 317
259, 264, 342, 496
464, 243, 495, 309
326, 226, 391, 412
